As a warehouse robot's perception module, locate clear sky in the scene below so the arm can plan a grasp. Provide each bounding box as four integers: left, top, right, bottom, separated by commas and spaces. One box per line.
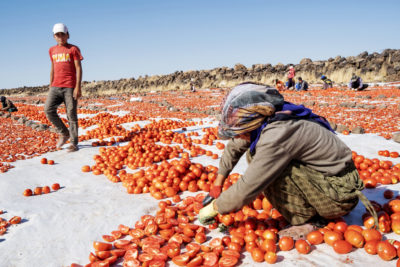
1, 0, 399, 89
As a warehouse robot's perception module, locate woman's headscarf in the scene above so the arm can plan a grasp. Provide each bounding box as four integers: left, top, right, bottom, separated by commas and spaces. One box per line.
218, 82, 284, 139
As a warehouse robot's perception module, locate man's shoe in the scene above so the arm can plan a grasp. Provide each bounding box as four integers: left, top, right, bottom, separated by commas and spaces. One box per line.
56, 134, 69, 149
66, 144, 79, 153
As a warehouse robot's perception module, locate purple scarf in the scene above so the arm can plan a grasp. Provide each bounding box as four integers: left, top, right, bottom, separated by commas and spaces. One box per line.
249, 102, 335, 154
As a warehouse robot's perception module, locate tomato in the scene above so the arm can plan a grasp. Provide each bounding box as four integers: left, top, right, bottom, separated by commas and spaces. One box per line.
111, 230, 123, 239
102, 235, 115, 242
51, 183, 60, 190
93, 241, 113, 251
278, 236, 294, 251
23, 189, 32, 196
172, 254, 190, 266
306, 230, 324, 245
262, 229, 277, 243
377, 241, 397, 261
295, 239, 311, 254
324, 230, 343, 246
187, 255, 203, 267
227, 241, 242, 252
122, 258, 140, 267
42, 186, 51, 194
96, 250, 111, 260
333, 222, 348, 233
364, 240, 379, 255
260, 239, 276, 253
264, 251, 277, 264
219, 256, 239, 267
110, 248, 126, 257
362, 228, 381, 242
221, 249, 240, 259
203, 252, 219, 266
119, 224, 130, 235
333, 240, 352, 254
344, 229, 364, 248
9, 216, 21, 224
194, 232, 206, 244
384, 189, 394, 199
34, 187, 42, 195
251, 247, 264, 262
222, 236, 231, 247
40, 158, 47, 164
114, 239, 131, 249
166, 245, 180, 258
221, 215, 234, 226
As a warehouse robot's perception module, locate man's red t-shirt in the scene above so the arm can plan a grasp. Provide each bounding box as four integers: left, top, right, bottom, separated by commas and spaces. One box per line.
49, 44, 83, 88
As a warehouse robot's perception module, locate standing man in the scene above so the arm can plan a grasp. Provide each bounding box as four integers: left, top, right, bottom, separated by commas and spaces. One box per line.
45, 23, 83, 152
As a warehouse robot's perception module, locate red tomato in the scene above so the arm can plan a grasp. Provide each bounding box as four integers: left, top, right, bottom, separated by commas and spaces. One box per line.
93, 241, 112, 251
295, 239, 311, 254
333, 240, 352, 254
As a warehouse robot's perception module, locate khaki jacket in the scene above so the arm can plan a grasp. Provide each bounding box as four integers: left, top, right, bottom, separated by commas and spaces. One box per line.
215, 119, 353, 214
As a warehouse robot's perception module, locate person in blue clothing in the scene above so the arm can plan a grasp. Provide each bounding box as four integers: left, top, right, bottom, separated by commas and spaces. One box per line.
295, 77, 308, 91
348, 74, 368, 91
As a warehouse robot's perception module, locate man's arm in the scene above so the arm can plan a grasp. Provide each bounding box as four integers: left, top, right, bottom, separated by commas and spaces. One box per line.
74, 60, 82, 100
50, 61, 54, 85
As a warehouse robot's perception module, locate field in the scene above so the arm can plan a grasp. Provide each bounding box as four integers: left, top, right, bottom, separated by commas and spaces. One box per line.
1, 84, 400, 267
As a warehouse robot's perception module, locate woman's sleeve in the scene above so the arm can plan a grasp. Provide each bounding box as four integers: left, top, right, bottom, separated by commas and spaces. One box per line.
216, 139, 292, 214
218, 138, 250, 177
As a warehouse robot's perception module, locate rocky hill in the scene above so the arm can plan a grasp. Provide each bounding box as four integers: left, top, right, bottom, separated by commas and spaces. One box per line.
2, 49, 400, 97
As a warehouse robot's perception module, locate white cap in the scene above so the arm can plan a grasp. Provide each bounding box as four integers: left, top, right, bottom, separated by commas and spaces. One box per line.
53, 23, 68, 34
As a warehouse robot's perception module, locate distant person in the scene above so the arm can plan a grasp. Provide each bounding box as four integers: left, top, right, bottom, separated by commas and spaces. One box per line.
0, 96, 18, 112
295, 77, 308, 91
287, 66, 295, 90
190, 82, 196, 92
275, 79, 286, 91
321, 75, 333, 89
348, 74, 368, 91
45, 23, 83, 152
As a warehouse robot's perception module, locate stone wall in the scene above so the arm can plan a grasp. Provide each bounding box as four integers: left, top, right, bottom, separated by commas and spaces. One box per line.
2, 49, 400, 97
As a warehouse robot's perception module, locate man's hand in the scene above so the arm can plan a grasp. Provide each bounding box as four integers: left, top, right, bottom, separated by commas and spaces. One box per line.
73, 87, 81, 100
199, 200, 218, 225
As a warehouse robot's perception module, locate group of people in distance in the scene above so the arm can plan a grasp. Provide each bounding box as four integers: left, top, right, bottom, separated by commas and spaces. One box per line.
274, 65, 368, 92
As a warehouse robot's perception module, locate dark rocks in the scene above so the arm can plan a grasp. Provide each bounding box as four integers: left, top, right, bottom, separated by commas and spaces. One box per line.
339, 102, 357, 108
336, 124, 349, 133
351, 126, 365, 134
319, 102, 329, 107
1, 49, 400, 96
303, 101, 315, 106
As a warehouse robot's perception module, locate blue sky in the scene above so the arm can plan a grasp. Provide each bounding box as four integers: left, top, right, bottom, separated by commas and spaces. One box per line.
0, 0, 399, 89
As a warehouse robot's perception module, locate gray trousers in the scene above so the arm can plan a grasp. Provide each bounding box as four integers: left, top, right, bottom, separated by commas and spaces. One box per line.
44, 87, 78, 145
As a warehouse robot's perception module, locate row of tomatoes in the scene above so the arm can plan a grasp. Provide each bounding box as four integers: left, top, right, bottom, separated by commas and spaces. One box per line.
23, 183, 60, 196
352, 151, 400, 188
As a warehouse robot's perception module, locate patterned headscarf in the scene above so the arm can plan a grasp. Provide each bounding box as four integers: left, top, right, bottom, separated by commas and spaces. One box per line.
218, 83, 284, 139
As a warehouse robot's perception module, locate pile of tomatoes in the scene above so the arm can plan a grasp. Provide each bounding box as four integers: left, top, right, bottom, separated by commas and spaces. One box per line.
0, 210, 21, 236
352, 151, 400, 188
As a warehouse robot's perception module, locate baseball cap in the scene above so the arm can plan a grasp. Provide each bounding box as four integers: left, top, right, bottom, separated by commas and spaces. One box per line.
53, 23, 68, 34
